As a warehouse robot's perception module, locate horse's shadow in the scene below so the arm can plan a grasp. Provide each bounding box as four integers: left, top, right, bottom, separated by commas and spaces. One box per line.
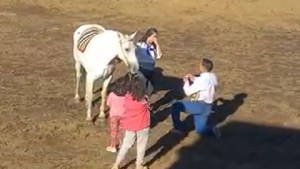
91, 67, 184, 124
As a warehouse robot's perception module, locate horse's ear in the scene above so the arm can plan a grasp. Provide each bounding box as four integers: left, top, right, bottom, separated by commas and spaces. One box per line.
129, 31, 138, 40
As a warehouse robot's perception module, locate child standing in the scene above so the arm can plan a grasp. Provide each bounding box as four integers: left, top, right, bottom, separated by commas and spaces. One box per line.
111, 74, 150, 169
106, 77, 128, 153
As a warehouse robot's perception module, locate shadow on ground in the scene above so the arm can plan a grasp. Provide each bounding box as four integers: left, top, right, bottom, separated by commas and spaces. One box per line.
167, 121, 300, 169
124, 92, 248, 169
150, 67, 185, 128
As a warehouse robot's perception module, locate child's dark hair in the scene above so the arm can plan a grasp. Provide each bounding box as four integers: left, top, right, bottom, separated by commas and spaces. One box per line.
127, 73, 147, 101
202, 58, 214, 72
140, 28, 158, 43
109, 76, 129, 96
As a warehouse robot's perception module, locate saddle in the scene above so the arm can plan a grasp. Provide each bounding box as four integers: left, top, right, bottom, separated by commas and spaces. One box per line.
77, 27, 104, 53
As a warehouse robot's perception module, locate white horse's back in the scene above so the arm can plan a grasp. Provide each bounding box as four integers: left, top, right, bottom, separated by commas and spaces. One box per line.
74, 31, 120, 76
73, 24, 105, 43
73, 24, 106, 62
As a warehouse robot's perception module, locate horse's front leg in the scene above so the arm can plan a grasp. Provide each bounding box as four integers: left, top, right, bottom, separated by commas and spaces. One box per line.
85, 74, 94, 121
99, 75, 113, 118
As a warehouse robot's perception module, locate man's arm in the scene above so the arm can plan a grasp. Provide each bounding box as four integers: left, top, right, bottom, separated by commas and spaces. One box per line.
183, 77, 209, 96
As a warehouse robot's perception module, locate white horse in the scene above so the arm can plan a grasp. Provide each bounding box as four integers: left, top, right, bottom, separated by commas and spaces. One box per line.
73, 24, 139, 121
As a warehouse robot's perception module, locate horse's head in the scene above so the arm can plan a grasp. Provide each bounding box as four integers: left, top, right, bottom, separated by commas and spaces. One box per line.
117, 32, 139, 74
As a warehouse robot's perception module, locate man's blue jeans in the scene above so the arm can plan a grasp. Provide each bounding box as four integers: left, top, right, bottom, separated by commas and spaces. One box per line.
171, 100, 212, 134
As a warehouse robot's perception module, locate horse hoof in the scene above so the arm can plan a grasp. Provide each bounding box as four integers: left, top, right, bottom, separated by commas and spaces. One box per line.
86, 117, 93, 121
74, 97, 81, 103
98, 113, 106, 118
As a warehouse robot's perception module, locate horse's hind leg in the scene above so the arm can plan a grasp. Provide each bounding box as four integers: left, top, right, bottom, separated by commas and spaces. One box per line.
74, 61, 82, 103
99, 75, 113, 118
85, 74, 94, 121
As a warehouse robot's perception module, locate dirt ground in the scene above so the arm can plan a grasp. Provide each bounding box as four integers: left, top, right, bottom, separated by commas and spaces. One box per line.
0, 0, 300, 168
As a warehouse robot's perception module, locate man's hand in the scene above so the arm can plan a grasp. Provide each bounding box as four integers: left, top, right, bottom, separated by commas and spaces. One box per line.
184, 74, 195, 80
183, 74, 195, 84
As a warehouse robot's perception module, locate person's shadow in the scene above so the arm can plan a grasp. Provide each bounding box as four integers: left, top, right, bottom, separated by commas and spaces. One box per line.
150, 67, 185, 128
122, 115, 194, 169
122, 92, 248, 168
143, 92, 248, 168
208, 93, 248, 127
167, 98, 300, 169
